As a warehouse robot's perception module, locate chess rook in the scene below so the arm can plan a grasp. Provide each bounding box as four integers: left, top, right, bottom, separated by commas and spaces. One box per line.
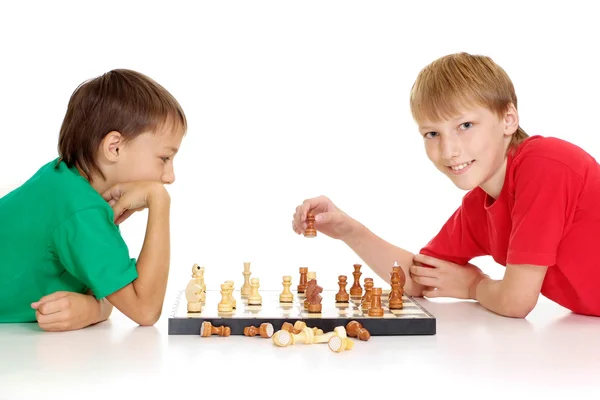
368, 287, 384, 317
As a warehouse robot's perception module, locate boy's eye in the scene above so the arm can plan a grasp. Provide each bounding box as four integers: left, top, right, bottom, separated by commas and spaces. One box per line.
459, 122, 473, 129
424, 132, 438, 139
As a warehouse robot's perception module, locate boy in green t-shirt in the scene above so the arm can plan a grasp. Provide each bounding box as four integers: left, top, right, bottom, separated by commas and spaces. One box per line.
0, 69, 186, 331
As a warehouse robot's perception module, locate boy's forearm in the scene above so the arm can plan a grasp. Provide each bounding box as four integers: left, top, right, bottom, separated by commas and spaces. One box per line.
131, 193, 171, 322
472, 278, 528, 318
342, 222, 423, 296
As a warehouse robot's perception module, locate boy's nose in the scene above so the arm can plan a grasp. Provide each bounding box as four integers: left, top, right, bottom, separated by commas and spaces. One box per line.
162, 169, 176, 185
440, 134, 461, 160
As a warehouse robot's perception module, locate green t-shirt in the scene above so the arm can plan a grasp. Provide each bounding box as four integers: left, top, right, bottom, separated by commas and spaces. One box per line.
0, 159, 138, 322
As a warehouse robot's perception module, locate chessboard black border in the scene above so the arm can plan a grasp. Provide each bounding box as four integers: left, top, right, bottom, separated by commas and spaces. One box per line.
167, 290, 436, 336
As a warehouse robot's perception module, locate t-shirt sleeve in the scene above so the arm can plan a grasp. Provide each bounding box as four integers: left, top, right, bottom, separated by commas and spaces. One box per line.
419, 198, 488, 266
507, 156, 583, 266
51, 207, 138, 299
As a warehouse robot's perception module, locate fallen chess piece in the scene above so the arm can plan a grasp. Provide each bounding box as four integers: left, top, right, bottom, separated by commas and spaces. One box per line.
328, 327, 354, 353
200, 321, 231, 337
346, 320, 371, 341
244, 323, 274, 338
281, 321, 323, 335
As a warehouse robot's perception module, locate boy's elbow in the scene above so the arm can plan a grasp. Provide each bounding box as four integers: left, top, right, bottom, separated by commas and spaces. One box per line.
134, 307, 162, 326
500, 296, 537, 318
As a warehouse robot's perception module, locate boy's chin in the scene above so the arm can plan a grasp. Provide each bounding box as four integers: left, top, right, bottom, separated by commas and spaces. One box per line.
448, 176, 479, 191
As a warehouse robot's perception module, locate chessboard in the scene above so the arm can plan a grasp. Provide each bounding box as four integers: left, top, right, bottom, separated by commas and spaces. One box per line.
168, 289, 436, 336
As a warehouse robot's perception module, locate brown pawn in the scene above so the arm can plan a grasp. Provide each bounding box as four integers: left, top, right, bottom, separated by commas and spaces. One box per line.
281, 322, 296, 333
368, 288, 384, 317
346, 321, 371, 341
200, 321, 231, 337
350, 264, 363, 297
297, 267, 308, 293
306, 279, 323, 313
304, 211, 317, 237
336, 275, 350, 303
244, 323, 274, 338
361, 278, 374, 310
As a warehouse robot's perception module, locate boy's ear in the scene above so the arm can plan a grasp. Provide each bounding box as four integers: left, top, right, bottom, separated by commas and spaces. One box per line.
503, 103, 519, 136
101, 131, 123, 162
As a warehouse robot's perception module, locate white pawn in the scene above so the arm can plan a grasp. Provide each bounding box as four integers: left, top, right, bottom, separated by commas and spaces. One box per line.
248, 277, 262, 305
279, 276, 294, 303
218, 283, 233, 313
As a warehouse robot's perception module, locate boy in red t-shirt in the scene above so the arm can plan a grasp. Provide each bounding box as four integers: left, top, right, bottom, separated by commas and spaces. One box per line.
292, 52, 600, 318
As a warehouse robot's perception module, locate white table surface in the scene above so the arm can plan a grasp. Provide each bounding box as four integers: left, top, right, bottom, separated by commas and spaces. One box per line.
1, 291, 599, 399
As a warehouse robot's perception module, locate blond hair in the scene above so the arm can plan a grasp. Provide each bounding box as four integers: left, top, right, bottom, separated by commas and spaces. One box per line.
410, 52, 528, 150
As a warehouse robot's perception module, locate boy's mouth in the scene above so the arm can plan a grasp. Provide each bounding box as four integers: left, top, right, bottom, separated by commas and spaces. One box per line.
447, 160, 475, 173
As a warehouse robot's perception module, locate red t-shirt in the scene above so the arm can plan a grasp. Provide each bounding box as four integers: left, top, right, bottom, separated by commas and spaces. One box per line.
420, 135, 600, 316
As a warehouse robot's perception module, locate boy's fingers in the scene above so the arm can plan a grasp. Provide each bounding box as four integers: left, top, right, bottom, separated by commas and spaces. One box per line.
36, 309, 67, 324
31, 291, 69, 309
410, 265, 438, 278
412, 275, 438, 288
413, 253, 442, 268
38, 297, 68, 315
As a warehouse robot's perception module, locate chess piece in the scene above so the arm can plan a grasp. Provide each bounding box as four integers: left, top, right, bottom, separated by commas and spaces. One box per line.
304, 211, 316, 237
328, 326, 355, 352
346, 321, 371, 341
297, 267, 308, 293
185, 263, 204, 312
218, 283, 234, 313
304, 271, 316, 309
280, 276, 294, 303
361, 278, 374, 311
225, 280, 236, 309
248, 277, 262, 305
200, 321, 231, 337
336, 275, 350, 303
306, 278, 323, 313
241, 262, 252, 298
272, 327, 330, 346
350, 264, 362, 297
244, 323, 274, 338
368, 287, 384, 317
389, 261, 405, 297
389, 264, 403, 310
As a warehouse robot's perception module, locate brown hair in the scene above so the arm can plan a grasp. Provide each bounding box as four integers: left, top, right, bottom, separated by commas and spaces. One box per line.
57, 69, 187, 181
410, 52, 528, 150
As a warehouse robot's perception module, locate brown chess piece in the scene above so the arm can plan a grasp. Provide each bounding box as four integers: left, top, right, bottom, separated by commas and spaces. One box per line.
304, 211, 317, 237
306, 279, 323, 313
244, 323, 274, 338
346, 321, 371, 341
336, 275, 350, 303
368, 288, 384, 317
361, 278, 374, 310
297, 267, 308, 293
389, 265, 404, 310
200, 321, 231, 337
350, 264, 362, 297
389, 262, 406, 299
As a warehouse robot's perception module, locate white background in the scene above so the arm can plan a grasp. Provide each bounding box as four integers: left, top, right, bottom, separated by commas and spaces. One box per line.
1, 0, 599, 300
